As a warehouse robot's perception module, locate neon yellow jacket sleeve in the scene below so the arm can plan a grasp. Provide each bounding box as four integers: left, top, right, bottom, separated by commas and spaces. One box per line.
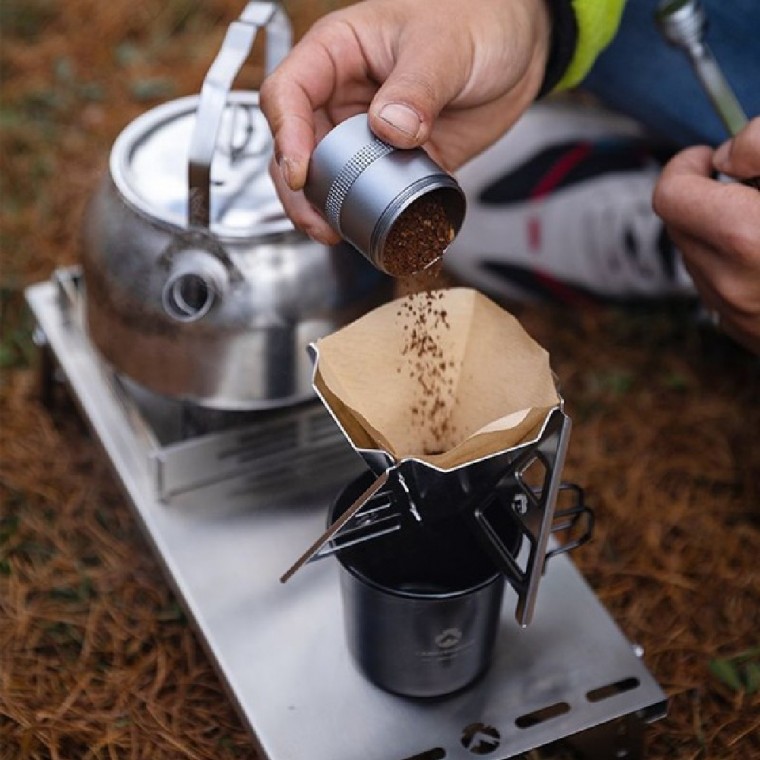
555, 0, 627, 90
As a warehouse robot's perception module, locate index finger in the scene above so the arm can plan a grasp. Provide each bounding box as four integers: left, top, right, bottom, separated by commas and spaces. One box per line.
259, 39, 336, 190
259, 14, 371, 191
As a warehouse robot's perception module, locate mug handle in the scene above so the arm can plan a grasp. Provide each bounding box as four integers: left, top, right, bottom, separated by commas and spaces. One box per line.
187, 1, 291, 229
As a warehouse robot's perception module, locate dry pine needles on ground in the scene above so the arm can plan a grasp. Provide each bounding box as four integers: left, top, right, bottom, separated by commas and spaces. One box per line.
2, 1, 760, 758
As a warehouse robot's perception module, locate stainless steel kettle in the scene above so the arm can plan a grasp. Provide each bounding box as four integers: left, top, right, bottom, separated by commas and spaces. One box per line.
81, 2, 391, 410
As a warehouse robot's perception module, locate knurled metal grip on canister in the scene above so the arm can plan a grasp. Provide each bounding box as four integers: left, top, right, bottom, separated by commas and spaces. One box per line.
304, 113, 466, 276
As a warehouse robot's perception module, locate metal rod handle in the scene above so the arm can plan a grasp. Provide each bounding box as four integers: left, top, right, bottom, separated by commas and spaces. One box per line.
188, 2, 291, 228
655, 0, 749, 136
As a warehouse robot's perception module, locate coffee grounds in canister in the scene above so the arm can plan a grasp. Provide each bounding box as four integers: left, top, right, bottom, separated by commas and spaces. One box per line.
382, 194, 455, 277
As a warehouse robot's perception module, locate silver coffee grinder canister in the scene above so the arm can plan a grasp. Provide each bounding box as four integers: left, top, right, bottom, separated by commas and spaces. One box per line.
304, 113, 467, 276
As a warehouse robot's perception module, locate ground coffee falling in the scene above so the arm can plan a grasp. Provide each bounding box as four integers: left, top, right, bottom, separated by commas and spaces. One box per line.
395, 263, 459, 456
382, 193, 455, 276
379, 191, 460, 455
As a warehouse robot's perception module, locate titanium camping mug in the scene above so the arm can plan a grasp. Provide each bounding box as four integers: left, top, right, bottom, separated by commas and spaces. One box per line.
329, 470, 519, 698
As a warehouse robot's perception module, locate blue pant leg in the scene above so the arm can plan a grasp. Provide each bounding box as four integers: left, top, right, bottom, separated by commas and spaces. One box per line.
582, 0, 760, 147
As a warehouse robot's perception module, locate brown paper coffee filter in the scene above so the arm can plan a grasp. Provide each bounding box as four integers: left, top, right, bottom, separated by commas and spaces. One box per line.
314, 287, 560, 468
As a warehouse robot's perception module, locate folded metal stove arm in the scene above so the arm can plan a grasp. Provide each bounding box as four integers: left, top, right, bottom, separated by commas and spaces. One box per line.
470, 408, 575, 627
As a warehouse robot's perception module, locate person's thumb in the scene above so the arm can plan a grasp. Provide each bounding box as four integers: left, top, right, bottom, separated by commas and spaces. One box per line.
367, 36, 466, 149
713, 117, 760, 180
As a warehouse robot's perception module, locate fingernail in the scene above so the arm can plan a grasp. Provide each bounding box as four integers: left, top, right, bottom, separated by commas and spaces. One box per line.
378, 103, 421, 138
278, 154, 295, 189
713, 139, 733, 170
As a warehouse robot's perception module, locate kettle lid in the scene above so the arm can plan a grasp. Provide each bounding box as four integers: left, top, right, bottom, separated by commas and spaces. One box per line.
110, 91, 292, 239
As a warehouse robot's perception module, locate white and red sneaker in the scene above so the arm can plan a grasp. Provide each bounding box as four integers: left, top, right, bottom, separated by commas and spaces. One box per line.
445, 101, 696, 305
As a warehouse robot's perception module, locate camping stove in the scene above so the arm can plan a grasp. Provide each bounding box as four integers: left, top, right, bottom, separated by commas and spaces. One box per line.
27, 267, 667, 760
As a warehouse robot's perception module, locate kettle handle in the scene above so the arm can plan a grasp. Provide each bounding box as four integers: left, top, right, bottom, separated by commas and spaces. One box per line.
188, 2, 291, 229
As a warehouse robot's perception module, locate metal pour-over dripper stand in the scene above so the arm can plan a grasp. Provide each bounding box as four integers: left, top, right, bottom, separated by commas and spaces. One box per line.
283, 349, 593, 627
318, 406, 593, 627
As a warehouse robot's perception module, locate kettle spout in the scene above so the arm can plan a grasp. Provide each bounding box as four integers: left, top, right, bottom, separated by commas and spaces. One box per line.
161, 248, 230, 322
